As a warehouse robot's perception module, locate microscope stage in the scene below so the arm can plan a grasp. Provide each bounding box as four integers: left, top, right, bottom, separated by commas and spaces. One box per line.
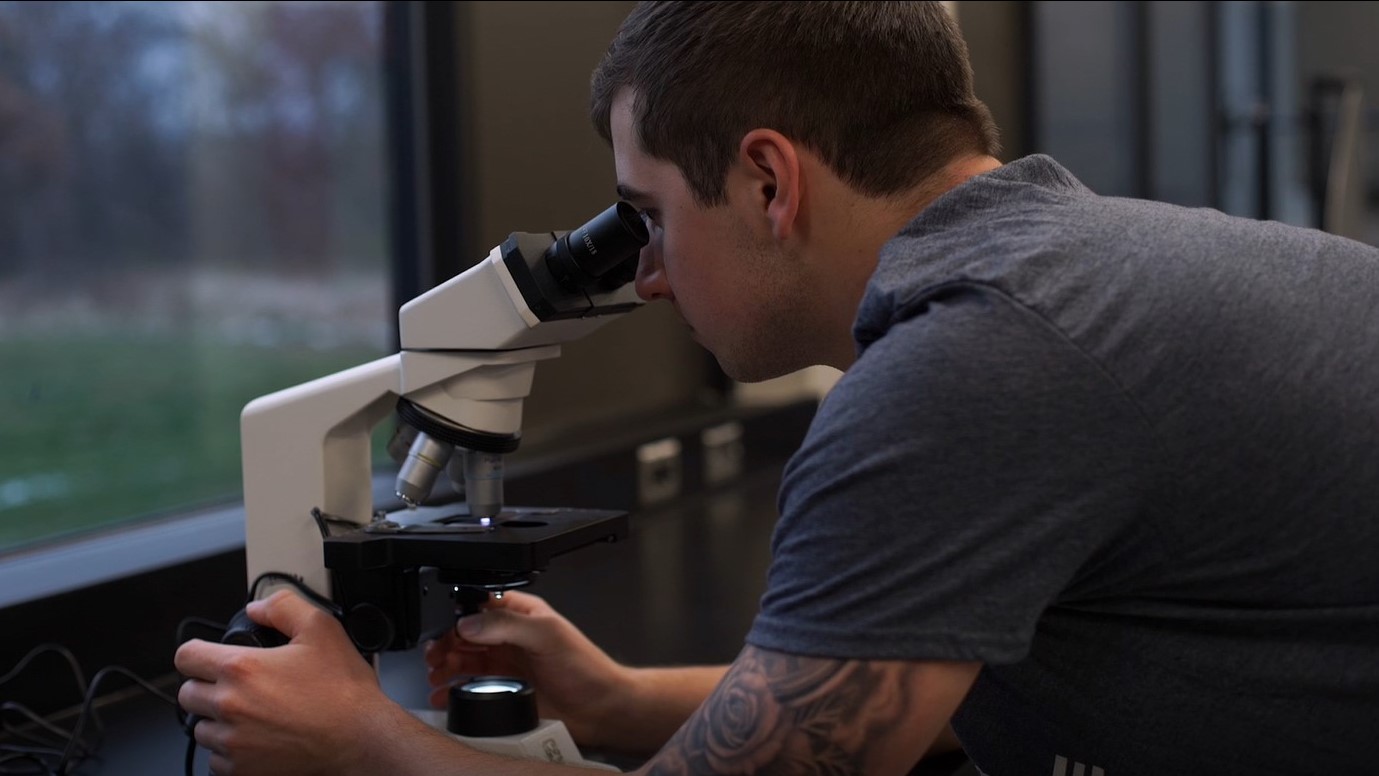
322, 506, 630, 578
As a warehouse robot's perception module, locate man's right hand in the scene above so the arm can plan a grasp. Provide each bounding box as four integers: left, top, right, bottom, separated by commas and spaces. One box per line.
423, 590, 631, 749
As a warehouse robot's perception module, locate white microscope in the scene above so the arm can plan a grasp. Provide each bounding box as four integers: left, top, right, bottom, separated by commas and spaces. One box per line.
225, 202, 648, 768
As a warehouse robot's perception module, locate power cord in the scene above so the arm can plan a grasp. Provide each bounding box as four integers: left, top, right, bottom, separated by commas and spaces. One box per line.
1, 576, 342, 775
0, 644, 92, 775
0, 644, 183, 775
176, 617, 228, 776
246, 571, 344, 618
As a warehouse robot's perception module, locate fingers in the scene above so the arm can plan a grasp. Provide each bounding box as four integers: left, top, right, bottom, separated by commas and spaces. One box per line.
178, 676, 219, 720
423, 650, 506, 708
423, 590, 549, 665
190, 713, 227, 755
179, 677, 237, 771
175, 638, 245, 683
428, 684, 450, 710
423, 647, 479, 708
424, 639, 503, 691
423, 639, 445, 669
425, 644, 462, 681
189, 714, 237, 776
484, 589, 547, 615
455, 604, 556, 653
421, 639, 479, 678
421, 590, 556, 695
246, 589, 334, 640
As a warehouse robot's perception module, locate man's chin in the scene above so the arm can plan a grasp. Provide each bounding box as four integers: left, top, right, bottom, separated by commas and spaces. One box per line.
712, 353, 805, 385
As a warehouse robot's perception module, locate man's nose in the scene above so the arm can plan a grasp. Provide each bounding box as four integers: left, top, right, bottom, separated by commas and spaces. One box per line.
633, 243, 670, 302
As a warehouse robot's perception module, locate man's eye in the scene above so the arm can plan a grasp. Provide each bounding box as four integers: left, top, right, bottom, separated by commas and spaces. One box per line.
640, 210, 660, 228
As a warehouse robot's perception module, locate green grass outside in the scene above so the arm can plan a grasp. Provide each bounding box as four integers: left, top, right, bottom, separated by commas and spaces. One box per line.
0, 332, 385, 552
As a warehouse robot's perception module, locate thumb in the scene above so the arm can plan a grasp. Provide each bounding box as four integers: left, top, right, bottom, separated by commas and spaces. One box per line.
247, 589, 336, 640
456, 607, 555, 654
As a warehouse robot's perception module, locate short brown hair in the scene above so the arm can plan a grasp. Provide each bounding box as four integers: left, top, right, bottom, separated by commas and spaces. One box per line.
591, 1, 1000, 206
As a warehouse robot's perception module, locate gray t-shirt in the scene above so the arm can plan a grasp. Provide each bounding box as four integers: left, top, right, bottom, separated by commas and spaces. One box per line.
747, 155, 1379, 775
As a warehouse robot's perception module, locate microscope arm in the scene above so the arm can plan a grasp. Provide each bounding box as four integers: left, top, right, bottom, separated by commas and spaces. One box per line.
241, 348, 559, 603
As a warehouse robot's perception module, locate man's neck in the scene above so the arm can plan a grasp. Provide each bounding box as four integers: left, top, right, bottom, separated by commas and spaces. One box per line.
899, 154, 1003, 226
819, 154, 1003, 372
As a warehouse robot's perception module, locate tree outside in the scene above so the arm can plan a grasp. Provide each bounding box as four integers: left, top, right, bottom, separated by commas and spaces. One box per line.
0, 1, 392, 551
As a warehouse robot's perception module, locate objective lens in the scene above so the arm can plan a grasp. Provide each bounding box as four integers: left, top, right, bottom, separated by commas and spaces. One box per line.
544, 201, 649, 291
464, 451, 503, 520
395, 432, 454, 508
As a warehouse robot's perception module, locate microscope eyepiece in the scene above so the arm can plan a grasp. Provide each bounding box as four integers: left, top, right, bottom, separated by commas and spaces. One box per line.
544, 201, 649, 292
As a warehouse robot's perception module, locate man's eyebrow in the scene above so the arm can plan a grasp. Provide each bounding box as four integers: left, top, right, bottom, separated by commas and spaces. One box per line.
616, 183, 650, 205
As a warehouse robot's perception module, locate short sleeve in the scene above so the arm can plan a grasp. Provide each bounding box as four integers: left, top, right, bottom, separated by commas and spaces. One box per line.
747, 285, 1155, 664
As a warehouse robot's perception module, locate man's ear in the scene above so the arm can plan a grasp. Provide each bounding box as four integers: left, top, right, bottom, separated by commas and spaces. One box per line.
738, 128, 802, 241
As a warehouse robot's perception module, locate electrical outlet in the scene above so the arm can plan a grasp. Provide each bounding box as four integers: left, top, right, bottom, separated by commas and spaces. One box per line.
636, 437, 683, 506
701, 421, 745, 487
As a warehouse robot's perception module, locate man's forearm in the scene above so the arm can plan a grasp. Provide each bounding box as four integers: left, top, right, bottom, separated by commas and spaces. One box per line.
631, 649, 979, 776
598, 665, 729, 755
590, 664, 963, 761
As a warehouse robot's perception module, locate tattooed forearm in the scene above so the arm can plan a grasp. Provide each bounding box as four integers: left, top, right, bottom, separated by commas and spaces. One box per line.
646, 646, 915, 775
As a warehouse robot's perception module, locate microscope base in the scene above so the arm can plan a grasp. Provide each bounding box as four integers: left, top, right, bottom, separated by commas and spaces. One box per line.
411, 709, 621, 771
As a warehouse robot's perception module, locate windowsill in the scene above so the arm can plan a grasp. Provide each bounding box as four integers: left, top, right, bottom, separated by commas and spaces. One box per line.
0, 503, 246, 609
0, 467, 416, 610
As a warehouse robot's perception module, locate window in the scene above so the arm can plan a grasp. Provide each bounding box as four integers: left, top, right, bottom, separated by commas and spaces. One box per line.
0, 1, 391, 554
0, 2, 732, 728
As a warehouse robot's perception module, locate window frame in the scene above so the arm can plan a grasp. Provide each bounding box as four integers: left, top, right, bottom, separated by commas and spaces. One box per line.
0, 0, 438, 712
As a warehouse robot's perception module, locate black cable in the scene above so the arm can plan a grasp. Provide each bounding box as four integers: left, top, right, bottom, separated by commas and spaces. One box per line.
0, 644, 183, 775
0, 647, 86, 700
0, 703, 76, 758
52, 665, 178, 773
3, 578, 340, 774
0, 742, 62, 761
247, 571, 343, 617
310, 507, 359, 539
2, 701, 70, 744
0, 752, 55, 776
1, 620, 265, 775
174, 615, 226, 776
0, 646, 90, 739
175, 617, 229, 647
0, 646, 92, 775
184, 715, 200, 776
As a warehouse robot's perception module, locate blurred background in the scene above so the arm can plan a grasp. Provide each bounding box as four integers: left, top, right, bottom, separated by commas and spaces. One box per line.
0, 0, 1374, 576
0, 3, 1375, 771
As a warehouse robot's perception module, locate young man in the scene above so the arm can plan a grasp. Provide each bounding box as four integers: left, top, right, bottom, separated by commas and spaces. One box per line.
175, 3, 1379, 774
